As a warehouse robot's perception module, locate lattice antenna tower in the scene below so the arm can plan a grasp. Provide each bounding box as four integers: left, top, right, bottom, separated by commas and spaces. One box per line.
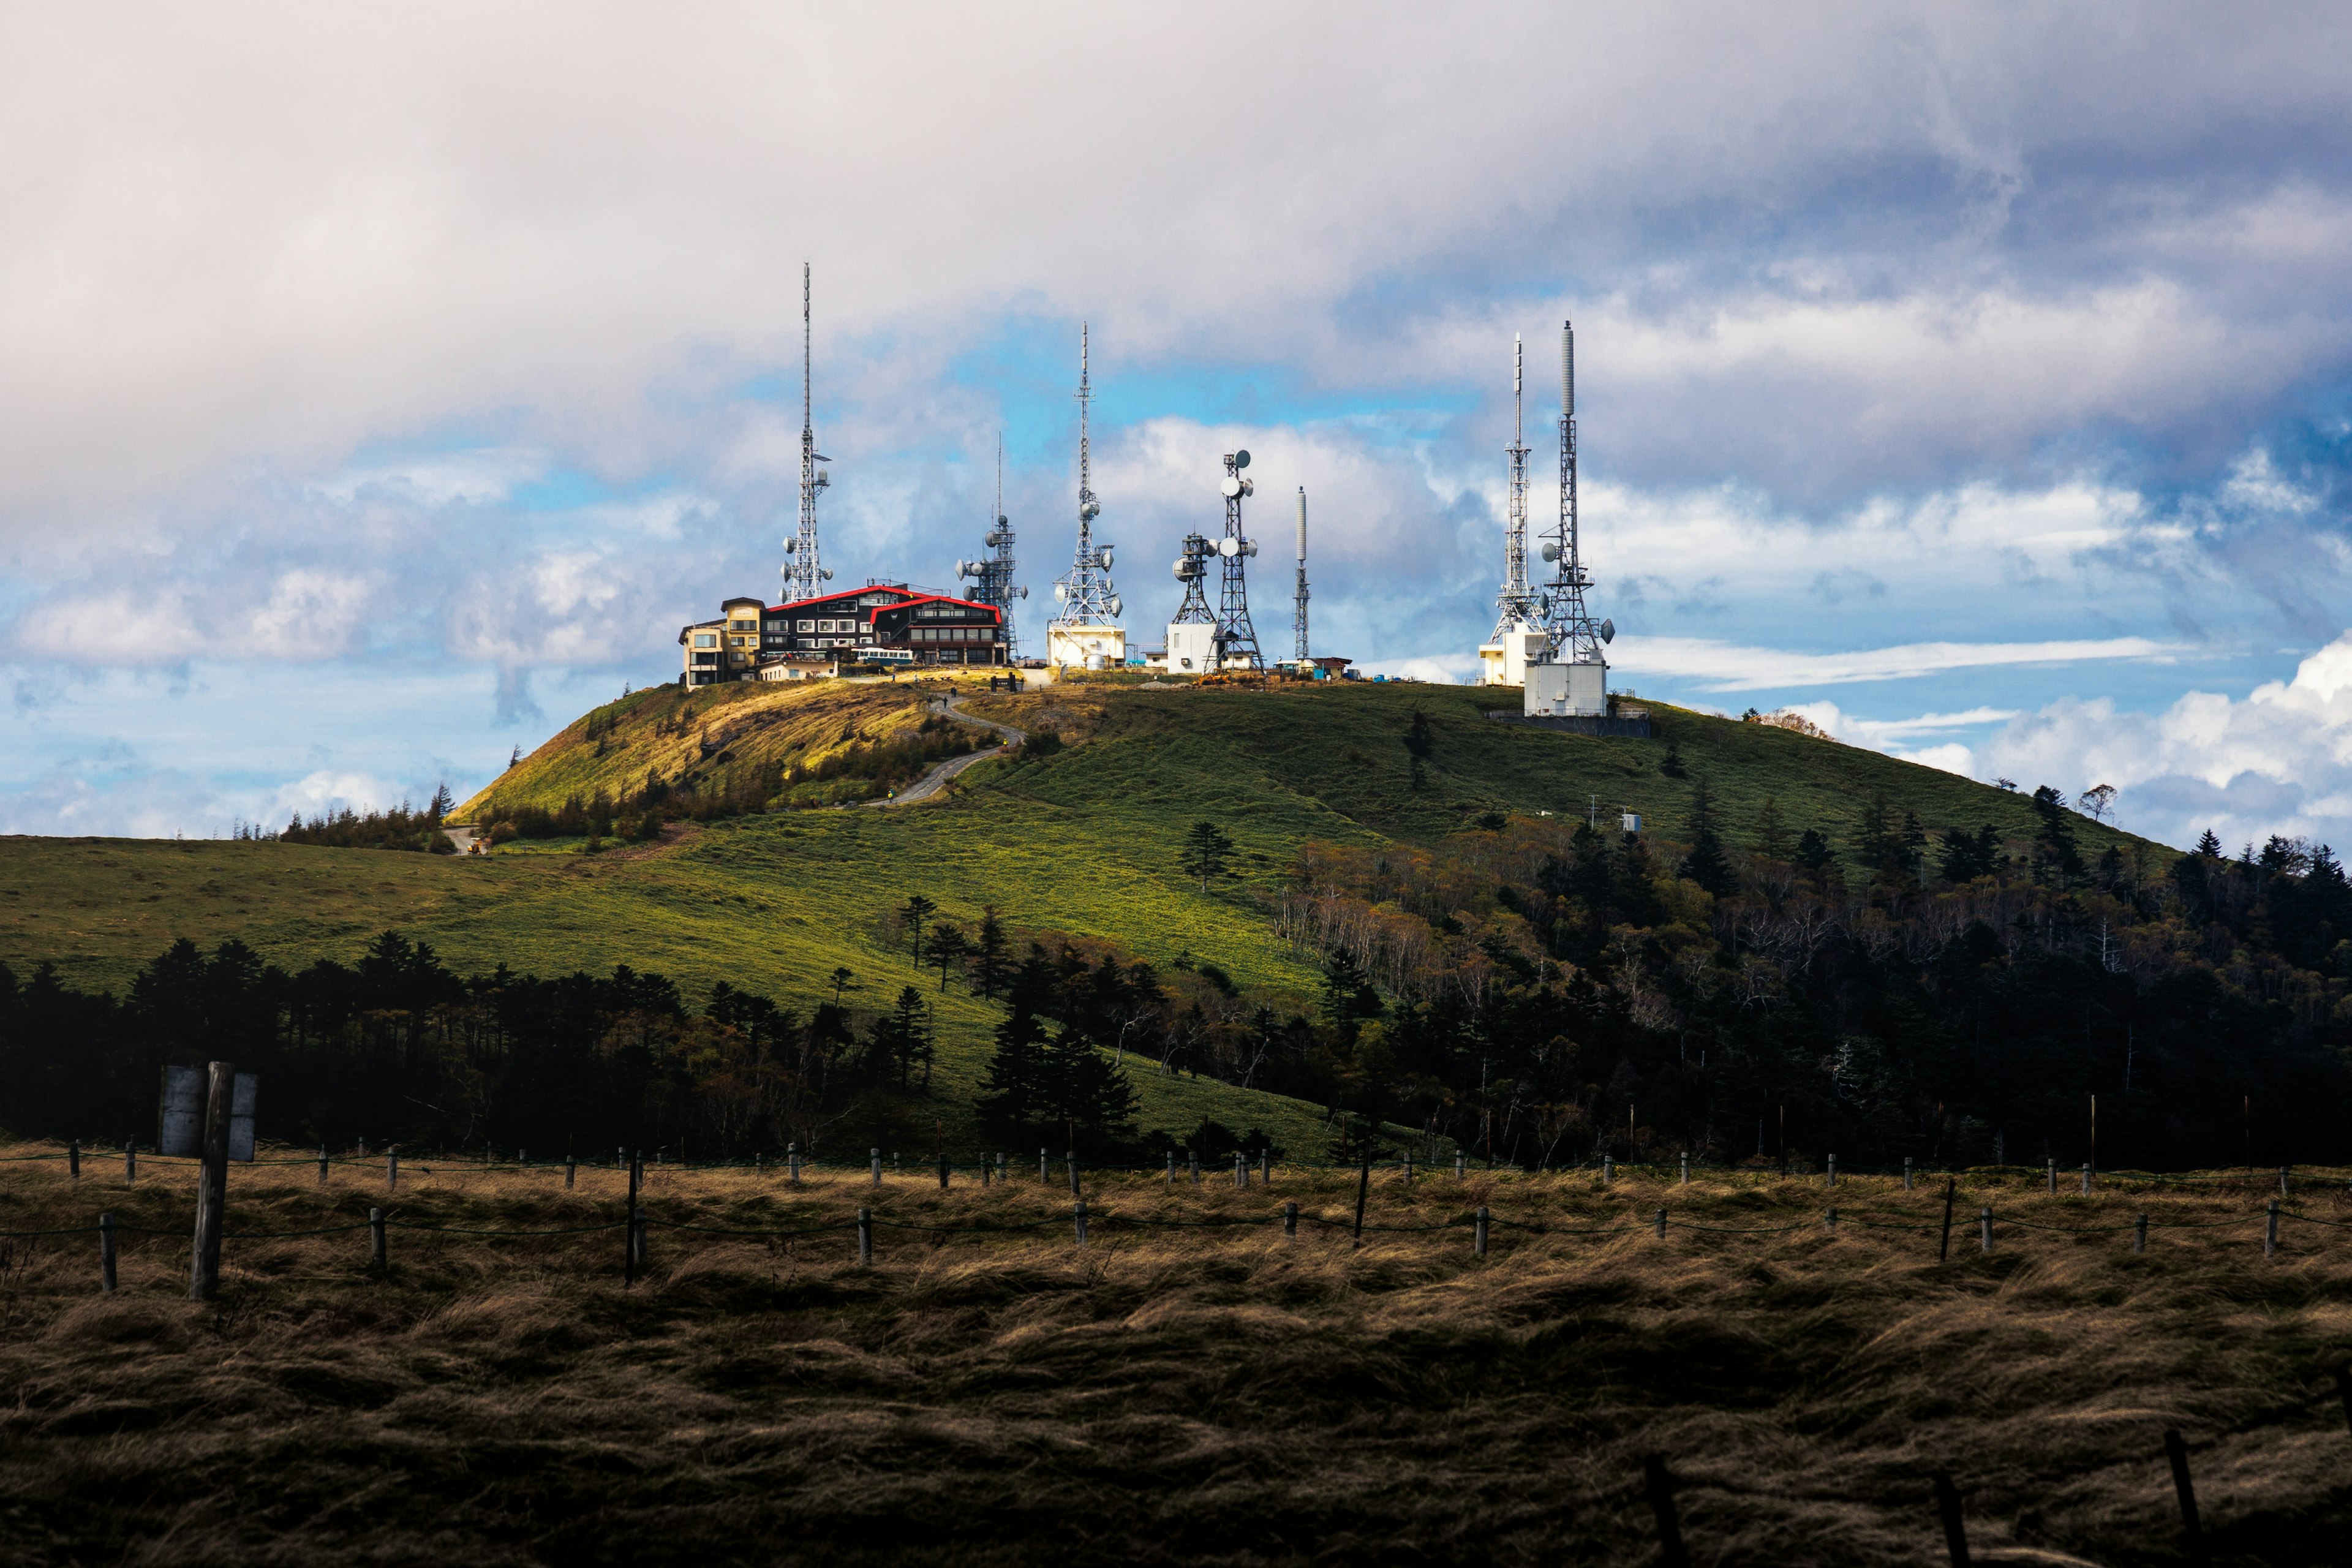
783, 262, 832, 602
957, 434, 1027, 659
1293, 487, 1310, 662
1494, 335, 1537, 638
1538, 319, 1606, 665
1051, 324, 1121, 626
1214, 450, 1261, 668
1170, 532, 1215, 624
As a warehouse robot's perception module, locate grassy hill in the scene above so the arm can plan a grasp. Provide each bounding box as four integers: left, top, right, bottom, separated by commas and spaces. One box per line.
0, 677, 2161, 1157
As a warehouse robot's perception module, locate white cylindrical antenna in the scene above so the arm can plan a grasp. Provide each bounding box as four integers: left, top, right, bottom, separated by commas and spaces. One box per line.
1562, 319, 1575, 421
1515, 335, 1523, 445
1296, 487, 1307, 561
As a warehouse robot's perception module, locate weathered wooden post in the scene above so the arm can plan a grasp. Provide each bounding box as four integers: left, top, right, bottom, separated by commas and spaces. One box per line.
2046, 1158, 2057, 1195
124, 1140, 135, 1185
858, 1207, 872, 1265
1234, 1152, 1245, 1188
99, 1213, 116, 1293
1352, 1153, 1371, 1248
2163, 1430, 2207, 1566
1979, 1207, 1994, 1253
317, 1145, 329, 1186
1602, 1156, 1613, 1185
1904, 1156, 1914, 1191
2135, 1213, 2147, 1254
938, 1150, 950, 1190
2081, 1163, 2092, 1196
68, 1137, 79, 1180
1074, 1199, 1088, 1246
1189, 1150, 1200, 1185
1456, 1152, 1466, 1180
188, 1060, 234, 1302
870, 1148, 882, 1185
387, 1148, 398, 1191
1643, 1455, 1690, 1568
788, 1142, 801, 1184
1039, 1147, 1049, 1184
1932, 1472, 1970, 1568
1679, 1151, 1690, 1186
1826, 1153, 1837, 1189
1261, 1150, 1272, 1185
370, 1207, 386, 1268
1284, 1200, 1298, 1237
1654, 1206, 1668, 1239
2266, 1199, 2280, 1259
1825, 1206, 1838, 1235
1067, 1153, 1082, 1196
1166, 1153, 1175, 1185
1474, 1206, 1489, 1258
2279, 1164, 2291, 1196
565, 1155, 576, 1189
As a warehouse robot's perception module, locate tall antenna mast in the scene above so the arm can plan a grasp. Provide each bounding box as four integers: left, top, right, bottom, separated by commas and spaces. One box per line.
1537, 318, 1605, 665
1213, 449, 1261, 668
784, 262, 831, 601
1294, 486, 1310, 662
1494, 335, 1536, 636
1050, 323, 1120, 628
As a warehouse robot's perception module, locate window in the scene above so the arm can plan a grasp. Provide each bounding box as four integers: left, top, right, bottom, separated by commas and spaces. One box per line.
796, 619, 814, 633
693, 633, 716, 649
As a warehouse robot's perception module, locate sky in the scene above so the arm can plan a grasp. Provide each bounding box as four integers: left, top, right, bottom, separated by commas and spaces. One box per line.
6, 4, 2352, 853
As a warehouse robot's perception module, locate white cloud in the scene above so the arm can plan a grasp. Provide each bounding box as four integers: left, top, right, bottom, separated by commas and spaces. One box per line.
1616, 635, 2177, 692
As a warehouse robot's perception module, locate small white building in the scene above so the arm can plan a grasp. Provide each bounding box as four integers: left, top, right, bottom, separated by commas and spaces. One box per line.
1477, 623, 1547, 687
1166, 620, 1221, 675
1046, 622, 1126, 671
1525, 659, 1610, 717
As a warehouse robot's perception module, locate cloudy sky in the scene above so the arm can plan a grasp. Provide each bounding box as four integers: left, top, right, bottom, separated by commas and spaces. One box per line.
5, 3, 2351, 852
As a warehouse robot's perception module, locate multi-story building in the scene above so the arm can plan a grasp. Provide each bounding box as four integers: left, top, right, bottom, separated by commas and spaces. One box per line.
677, 582, 1008, 687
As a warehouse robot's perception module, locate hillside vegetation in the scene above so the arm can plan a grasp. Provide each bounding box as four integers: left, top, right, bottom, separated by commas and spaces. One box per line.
4, 677, 2262, 1172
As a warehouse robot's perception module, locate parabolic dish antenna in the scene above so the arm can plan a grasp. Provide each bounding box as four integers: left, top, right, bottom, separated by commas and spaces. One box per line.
1599, 619, 1615, 644
1218, 536, 1239, 557
1233, 449, 1250, 469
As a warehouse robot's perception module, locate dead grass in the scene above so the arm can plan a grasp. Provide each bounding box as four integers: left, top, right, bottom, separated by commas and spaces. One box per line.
0, 1146, 2348, 1566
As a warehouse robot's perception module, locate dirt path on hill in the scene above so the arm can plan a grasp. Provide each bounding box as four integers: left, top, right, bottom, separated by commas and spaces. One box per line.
864, 693, 1027, 807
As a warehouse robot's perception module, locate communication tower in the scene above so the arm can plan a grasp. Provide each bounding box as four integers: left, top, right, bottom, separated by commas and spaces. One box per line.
782, 263, 833, 602
1166, 532, 1218, 673
1493, 336, 1537, 638
1047, 325, 1125, 668
1293, 486, 1310, 662
1213, 449, 1261, 669
956, 434, 1027, 660
1526, 319, 1614, 717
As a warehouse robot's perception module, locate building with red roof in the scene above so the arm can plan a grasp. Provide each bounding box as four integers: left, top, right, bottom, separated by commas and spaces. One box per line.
677, 581, 1008, 687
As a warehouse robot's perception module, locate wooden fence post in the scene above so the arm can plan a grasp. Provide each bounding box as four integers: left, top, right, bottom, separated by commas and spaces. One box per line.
1474, 1205, 1489, 1258
2046, 1158, 2056, 1195
1067, 1153, 1081, 1196
1655, 1206, 1668, 1239
1826, 1153, 1837, 1189
1352, 1154, 1371, 1248
1074, 1199, 1088, 1246
1261, 1150, 1272, 1186
1166, 1153, 1175, 1186
1932, 1472, 1970, 1568
1680, 1152, 1691, 1186
1825, 1206, 1838, 1235
2163, 1430, 2207, 1566
1456, 1153, 1466, 1180
1603, 1156, 1613, 1185
938, 1150, 949, 1189
2279, 1164, 2291, 1196
1643, 1455, 1690, 1568
99, 1213, 116, 1293
387, 1148, 398, 1191
370, 1207, 386, 1268
124, 1140, 135, 1185
1403, 1151, 1414, 1183
1284, 1200, 1298, 1237
68, 1137, 79, 1180
1979, 1207, 1994, 1253
565, 1155, 576, 1189
1939, 1177, 1957, 1262
858, 1207, 872, 1265
1189, 1150, 1200, 1185
2135, 1213, 2147, 1253
2266, 1199, 2279, 1259
871, 1148, 882, 1186
188, 1059, 233, 1303
1904, 1156, 1914, 1191
1234, 1152, 1245, 1188
790, 1142, 801, 1184
315, 1145, 328, 1186
1040, 1147, 1049, 1185
2334, 1365, 2352, 1436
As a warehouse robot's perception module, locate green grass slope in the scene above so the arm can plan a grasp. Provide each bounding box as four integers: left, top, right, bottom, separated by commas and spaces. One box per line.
0, 680, 2163, 1155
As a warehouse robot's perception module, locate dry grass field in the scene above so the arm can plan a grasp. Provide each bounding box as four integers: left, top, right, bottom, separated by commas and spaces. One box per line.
2, 1145, 2350, 1566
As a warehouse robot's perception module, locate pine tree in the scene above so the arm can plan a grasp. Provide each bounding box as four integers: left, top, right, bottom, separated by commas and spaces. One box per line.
1794, 828, 1835, 878
1182, 821, 1235, 891
973, 906, 1009, 998
1753, 797, 1790, 861
1659, 741, 1687, 779
930, 923, 970, 991
1678, 780, 1738, 897
2196, 828, 2223, 859
900, 894, 938, 965
1403, 710, 1434, 792
978, 1000, 1047, 1128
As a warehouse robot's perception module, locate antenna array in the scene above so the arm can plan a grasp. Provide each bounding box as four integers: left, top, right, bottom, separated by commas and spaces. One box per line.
1294, 486, 1310, 662
1536, 319, 1605, 666
1050, 325, 1121, 627
783, 263, 832, 602
1213, 450, 1261, 668
1493, 336, 1537, 637
957, 434, 1026, 660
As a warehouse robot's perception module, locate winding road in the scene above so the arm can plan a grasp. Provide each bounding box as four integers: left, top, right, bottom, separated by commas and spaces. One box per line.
865, 692, 1027, 807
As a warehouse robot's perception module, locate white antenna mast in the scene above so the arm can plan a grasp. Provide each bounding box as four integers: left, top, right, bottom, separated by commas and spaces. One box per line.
1494, 334, 1536, 637
1294, 486, 1310, 662
1051, 323, 1120, 627
785, 262, 831, 601
1537, 318, 1605, 665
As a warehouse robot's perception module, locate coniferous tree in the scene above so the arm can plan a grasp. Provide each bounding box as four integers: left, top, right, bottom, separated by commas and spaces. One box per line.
1793, 828, 1835, 878
1182, 820, 1236, 891
1403, 709, 1434, 791
1753, 797, 1790, 861
2195, 828, 2224, 859
973, 906, 1009, 999
899, 894, 938, 965
2029, 786, 2084, 884
1678, 780, 1738, 897
1659, 741, 1687, 779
